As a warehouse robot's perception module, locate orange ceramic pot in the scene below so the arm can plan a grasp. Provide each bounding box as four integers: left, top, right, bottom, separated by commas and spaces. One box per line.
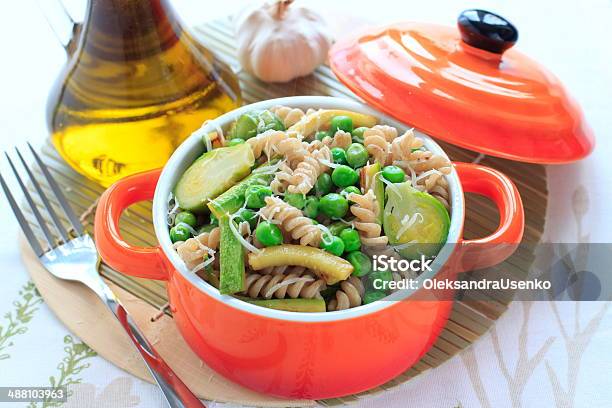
94, 96, 524, 399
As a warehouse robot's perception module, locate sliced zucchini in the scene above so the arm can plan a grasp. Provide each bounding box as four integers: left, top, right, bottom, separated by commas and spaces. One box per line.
383, 182, 450, 259
174, 143, 254, 213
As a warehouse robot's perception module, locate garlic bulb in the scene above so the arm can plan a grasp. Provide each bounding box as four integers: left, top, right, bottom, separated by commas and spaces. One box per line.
235, 0, 332, 83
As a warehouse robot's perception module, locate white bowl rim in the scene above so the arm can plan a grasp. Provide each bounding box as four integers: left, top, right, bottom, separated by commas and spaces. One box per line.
153, 96, 464, 323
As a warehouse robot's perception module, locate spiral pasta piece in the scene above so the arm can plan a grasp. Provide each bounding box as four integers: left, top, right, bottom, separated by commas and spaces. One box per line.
260, 196, 322, 246
348, 191, 388, 246
390, 129, 424, 162
276, 137, 309, 168
327, 276, 365, 311
270, 106, 306, 128
270, 161, 294, 194
242, 267, 326, 299
174, 227, 220, 270
246, 130, 288, 159
330, 130, 352, 149
287, 146, 331, 194
304, 129, 351, 151
416, 172, 451, 210
364, 126, 393, 166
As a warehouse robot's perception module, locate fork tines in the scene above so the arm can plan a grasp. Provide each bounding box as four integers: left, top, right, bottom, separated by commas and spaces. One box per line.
1, 143, 83, 256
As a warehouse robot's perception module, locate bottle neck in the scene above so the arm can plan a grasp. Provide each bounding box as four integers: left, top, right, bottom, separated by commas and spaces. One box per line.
79, 0, 184, 60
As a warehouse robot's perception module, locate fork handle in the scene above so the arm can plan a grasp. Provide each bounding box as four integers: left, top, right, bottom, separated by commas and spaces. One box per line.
108, 299, 205, 408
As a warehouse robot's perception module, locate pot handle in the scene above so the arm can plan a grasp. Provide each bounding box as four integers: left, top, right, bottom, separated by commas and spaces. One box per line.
94, 169, 168, 280
454, 162, 524, 272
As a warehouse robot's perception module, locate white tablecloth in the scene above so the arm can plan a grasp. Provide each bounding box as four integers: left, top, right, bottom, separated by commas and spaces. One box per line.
1, 0, 611, 407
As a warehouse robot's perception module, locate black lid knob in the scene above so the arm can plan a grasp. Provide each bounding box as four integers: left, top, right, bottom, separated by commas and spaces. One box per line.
458, 9, 518, 54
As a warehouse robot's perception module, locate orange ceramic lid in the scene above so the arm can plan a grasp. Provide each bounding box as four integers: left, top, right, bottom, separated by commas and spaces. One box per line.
329, 10, 594, 163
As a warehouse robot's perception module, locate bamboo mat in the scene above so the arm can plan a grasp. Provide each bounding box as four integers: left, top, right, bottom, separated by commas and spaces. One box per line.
21, 18, 547, 406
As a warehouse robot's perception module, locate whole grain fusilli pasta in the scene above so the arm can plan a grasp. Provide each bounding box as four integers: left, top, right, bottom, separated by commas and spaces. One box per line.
246, 130, 288, 159
287, 146, 331, 194
270, 106, 306, 128
330, 130, 352, 149
389, 129, 424, 162
327, 276, 365, 311
270, 161, 294, 194
243, 266, 326, 299
174, 227, 220, 270
260, 196, 322, 246
364, 126, 393, 166
276, 137, 309, 168
348, 191, 388, 246
416, 171, 451, 210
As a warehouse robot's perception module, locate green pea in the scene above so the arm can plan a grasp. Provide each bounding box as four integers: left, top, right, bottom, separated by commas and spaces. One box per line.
255, 221, 283, 246
234, 208, 257, 229
339, 228, 361, 252
329, 221, 350, 236
330, 115, 353, 134
367, 270, 393, 293
382, 165, 406, 183
315, 173, 332, 196
320, 235, 345, 256
175, 211, 197, 228
319, 193, 349, 219
245, 185, 272, 208
346, 143, 369, 168
331, 165, 359, 188
347, 251, 372, 277
351, 127, 368, 144
303, 196, 319, 219
331, 147, 348, 165
231, 112, 259, 140
170, 225, 191, 243
341, 186, 361, 200
284, 193, 306, 209
228, 138, 246, 146
316, 131, 330, 141
363, 291, 387, 304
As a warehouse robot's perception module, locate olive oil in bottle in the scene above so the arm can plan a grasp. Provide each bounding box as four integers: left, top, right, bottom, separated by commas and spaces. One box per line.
47, 0, 241, 186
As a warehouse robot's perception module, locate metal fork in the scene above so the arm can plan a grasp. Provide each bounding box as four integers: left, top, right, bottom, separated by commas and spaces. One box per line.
0, 144, 205, 408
